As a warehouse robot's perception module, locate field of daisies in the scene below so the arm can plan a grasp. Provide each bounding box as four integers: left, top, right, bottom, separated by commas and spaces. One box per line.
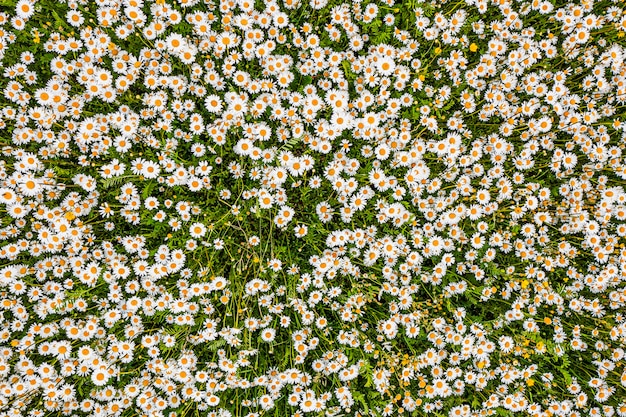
2, 0, 626, 415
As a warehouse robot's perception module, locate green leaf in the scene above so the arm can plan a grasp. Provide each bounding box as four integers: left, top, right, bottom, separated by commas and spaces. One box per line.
141, 181, 157, 199
205, 339, 226, 351
280, 135, 302, 151
353, 391, 370, 413
51, 10, 69, 30
560, 367, 572, 385
342, 60, 356, 81
102, 176, 135, 190
298, 75, 313, 89
421, 4, 436, 17
373, 28, 392, 45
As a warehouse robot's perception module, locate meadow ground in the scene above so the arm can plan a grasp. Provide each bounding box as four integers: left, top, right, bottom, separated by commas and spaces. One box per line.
1, 0, 626, 416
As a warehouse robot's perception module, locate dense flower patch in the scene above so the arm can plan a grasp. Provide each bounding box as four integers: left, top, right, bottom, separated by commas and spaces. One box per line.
1, 0, 626, 415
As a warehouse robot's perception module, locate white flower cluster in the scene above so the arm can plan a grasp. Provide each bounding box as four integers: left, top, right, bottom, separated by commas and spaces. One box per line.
0, 0, 626, 416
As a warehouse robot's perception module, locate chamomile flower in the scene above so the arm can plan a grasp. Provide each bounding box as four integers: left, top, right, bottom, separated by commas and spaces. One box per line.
15, 0, 35, 19
189, 222, 206, 238
375, 55, 396, 76
17, 174, 44, 196
91, 366, 111, 386
261, 328, 276, 342
140, 161, 161, 179
66, 9, 84, 27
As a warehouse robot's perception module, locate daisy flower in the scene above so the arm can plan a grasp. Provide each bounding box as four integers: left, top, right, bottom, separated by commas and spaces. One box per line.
261, 328, 276, 342
189, 222, 206, 238
91, 366, 111, 386
15, 0, 35, 19
140, 161, 161, 179
18, 174, 43, 197
376, 55, 396, 76
290, 223, 308, 239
